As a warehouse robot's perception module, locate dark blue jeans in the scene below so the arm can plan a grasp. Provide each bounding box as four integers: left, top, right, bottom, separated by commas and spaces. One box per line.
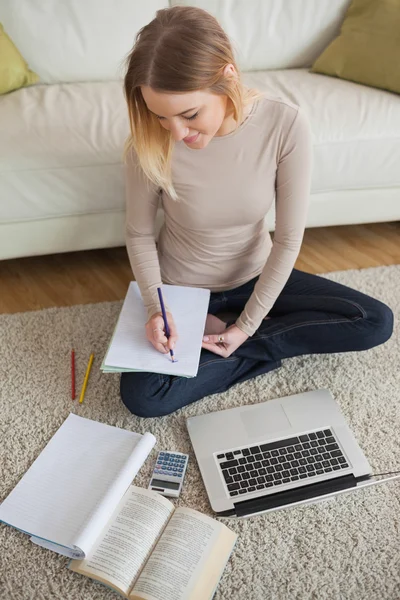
120, 268, 393, 418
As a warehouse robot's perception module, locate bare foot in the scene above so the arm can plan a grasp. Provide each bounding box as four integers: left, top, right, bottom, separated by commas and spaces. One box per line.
204, 314, 228, 336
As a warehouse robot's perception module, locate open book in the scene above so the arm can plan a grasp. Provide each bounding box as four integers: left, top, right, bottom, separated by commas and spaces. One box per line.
101, 282, 210, 378
69, 485, 237, 600
0, 414, 156, 559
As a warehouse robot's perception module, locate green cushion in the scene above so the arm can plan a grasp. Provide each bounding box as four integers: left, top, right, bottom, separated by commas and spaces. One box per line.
0, 23, 39, 95
311, 0, 400, 95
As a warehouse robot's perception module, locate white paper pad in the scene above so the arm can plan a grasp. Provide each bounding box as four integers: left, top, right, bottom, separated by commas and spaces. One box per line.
0, 414, 156, 557
101, 282, 210, 378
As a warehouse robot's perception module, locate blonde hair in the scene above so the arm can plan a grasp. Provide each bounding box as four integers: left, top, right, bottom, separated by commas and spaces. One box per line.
123, 5, 264, 201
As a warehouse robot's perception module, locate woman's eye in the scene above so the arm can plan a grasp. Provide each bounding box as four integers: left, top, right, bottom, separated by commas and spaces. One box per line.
156, 112, 199, 121
185, 112, 199, 121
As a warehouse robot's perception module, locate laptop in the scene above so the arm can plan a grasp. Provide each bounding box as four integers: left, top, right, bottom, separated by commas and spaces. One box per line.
186, 389, 400, 518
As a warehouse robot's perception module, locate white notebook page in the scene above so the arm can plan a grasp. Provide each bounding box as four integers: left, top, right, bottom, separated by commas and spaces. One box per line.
102, 283, 210, 377
0, 414, 156, 557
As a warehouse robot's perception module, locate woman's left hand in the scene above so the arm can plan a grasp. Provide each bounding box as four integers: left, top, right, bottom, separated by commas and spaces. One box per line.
202, 324, 249, 357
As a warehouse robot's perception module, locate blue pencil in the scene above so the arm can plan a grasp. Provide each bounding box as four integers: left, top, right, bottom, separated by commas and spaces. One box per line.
157, 287, 176, 362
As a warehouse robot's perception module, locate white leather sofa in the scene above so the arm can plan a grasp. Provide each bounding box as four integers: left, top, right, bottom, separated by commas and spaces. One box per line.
1, 0, 399, 260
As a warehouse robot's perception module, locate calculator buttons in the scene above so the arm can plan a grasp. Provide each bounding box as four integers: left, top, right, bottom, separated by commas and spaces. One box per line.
156, 454, 188, 475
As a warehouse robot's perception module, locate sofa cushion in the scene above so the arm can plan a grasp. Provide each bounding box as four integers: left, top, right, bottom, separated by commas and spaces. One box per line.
0, 81, 129, 223
171, 0, 352, 70
0, 0, 168, 84
311, 0, 400, 95
0, 23, 39, 95
1, 70, 400, 225
244, 69, 400, 193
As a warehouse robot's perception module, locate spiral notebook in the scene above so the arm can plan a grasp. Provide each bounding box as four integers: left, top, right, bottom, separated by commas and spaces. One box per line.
0, 414, 156, 559
101, 282, 210, 378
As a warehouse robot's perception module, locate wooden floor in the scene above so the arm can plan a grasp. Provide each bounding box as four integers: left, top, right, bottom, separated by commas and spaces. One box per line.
0, 221, 399, 314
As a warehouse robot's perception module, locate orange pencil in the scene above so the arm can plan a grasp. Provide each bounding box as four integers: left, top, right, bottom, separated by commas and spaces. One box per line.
79, 353, 94, 404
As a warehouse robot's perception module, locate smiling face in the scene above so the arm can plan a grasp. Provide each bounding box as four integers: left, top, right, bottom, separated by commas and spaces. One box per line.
140, 86, 233, 149
140, 64, 240, 150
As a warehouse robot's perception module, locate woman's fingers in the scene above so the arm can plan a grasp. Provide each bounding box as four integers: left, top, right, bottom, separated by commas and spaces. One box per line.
152, 330, 169, 353
166, 316, 179, 350
154, 341, 170, 353
202, 331, 229, 344
152, 326, 168, 345
146, 312, 178, 354
150, 328, 169, 353
146, 316, 166, 353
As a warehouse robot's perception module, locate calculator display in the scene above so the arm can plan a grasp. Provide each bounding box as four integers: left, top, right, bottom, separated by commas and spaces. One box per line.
151, 478, 180, 490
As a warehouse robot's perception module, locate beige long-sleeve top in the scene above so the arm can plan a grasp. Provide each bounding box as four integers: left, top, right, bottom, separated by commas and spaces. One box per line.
125, 94, 313, 337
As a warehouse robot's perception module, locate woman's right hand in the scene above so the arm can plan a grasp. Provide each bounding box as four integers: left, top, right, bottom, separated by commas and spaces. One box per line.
145, 311, 179, 354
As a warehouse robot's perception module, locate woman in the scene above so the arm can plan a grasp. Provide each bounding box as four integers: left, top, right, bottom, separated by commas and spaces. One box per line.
120, 6, 393, 418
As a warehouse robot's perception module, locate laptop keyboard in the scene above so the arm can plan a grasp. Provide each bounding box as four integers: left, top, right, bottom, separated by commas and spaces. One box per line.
216, 429, 350, 497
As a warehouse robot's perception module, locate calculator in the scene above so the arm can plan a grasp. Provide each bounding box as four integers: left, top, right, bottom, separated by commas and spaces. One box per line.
148, 451, 189, 498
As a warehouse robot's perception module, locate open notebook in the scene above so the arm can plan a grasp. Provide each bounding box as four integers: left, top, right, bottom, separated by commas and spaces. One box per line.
101, 282, 210, 378
0, 414, 156, 559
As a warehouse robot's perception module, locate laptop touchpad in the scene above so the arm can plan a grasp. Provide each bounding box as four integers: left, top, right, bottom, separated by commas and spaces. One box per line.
240, 403, 291, 438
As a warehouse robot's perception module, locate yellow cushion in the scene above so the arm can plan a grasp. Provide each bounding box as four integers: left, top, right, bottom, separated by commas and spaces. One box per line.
0, 23, 39, 95
311, 0, 400, 95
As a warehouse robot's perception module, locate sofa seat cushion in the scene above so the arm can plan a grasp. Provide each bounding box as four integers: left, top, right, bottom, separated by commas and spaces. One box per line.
244, 68, 400, 193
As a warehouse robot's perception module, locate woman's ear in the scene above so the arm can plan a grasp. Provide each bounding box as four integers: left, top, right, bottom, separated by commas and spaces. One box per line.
223, 63, 236, 78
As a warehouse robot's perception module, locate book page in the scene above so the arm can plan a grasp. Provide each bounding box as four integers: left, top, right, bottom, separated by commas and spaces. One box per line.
130, 507, 237, 600
0, 414, 155, 558
69, 487, 174, 597
101, 283, 210, 377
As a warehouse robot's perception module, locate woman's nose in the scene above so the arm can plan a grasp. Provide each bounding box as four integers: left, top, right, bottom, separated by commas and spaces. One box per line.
168, 121, 189, 142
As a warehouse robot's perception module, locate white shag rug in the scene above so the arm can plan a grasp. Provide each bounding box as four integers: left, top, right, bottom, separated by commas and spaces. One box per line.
0, 266, 399, 600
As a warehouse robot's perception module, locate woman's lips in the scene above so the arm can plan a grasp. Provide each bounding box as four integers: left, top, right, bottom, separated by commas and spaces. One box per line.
184, 133, 200, 143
